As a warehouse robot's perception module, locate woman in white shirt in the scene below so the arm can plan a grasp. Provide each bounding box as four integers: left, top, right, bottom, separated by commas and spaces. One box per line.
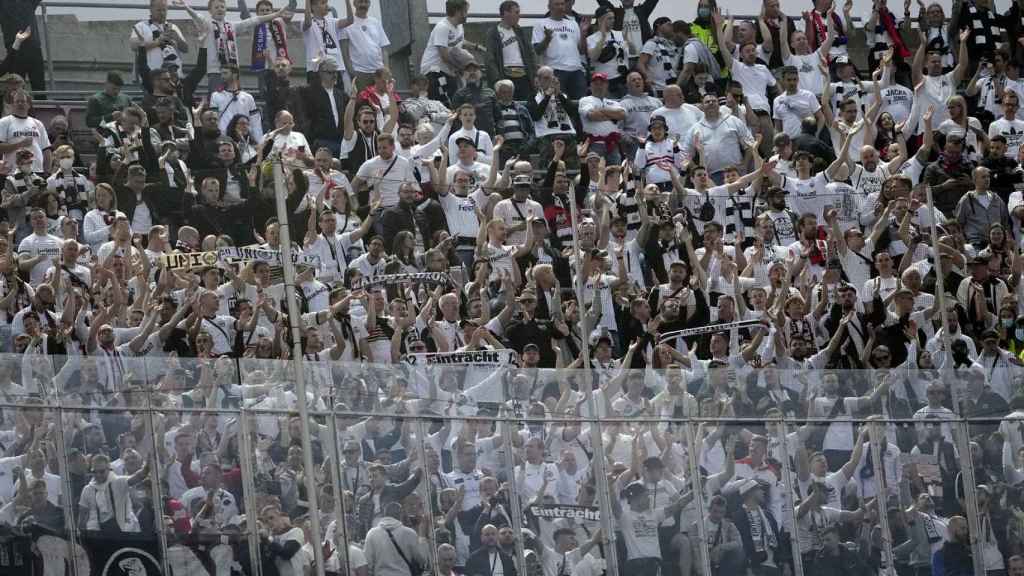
82, 183, 122, 252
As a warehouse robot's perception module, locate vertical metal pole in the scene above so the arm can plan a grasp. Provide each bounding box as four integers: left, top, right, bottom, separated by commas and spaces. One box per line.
38, 7, 55, 94
567, 194, 619, 576
325, 407, 350, 576
237, 409, 264, 576
415, 418, 441, 574
49, 397, 83, 576
143, 388, 172, 576
923, 184, 985, 576
271, 160, 325, 572
500, 415, 528, 575
773, 421, 805, 576
683, 422, 711, 576
867, 421, 896, 576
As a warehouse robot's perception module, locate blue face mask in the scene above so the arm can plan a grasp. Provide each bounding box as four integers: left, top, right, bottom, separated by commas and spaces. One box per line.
1003, 319, 1014, 328
697, 7, 711, 18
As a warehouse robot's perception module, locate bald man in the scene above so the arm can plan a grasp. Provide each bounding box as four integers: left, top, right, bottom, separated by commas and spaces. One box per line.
940, 516, 973, 576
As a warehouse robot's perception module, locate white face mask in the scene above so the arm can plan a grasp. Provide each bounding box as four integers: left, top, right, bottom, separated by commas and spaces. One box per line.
17, 164, 32, 174
59, 158, 73, 170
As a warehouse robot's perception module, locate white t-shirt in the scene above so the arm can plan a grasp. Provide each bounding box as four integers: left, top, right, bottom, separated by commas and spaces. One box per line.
131, 20, 185, 75
773, 90, 821, 137
581, 273, 618, 332
989, 117, 1024, 160
866, 84, 914, 125
446, 127, 494, 166
0, 115, 50, 172
651, 104, 703, 143
531, 17, 584, 72
421, 18, 464, 76
919, 72, 957, 127
271, 131, 311, 160
579, 96, 625, 136
18, 233, 62, 286
203, 17, 259, 74
730, 60, 776, 112
782, 173, 830, 221
786, 50, 828, 96
355, 154, 416, 208
640, 37, 680, 90
492, 197, 543, 246
587, 30, 630, 79
339, 16, 390, 74
620, 93, 663, 139
938, 117, 984, 162
439, 188, 484, 240
796, 506, 842, 552
303, 15, 347, 72
618, 505, 667, 560
497, 25, 525, 68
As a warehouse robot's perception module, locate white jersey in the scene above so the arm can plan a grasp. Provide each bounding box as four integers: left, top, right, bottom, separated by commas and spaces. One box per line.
531, 17, 584, 72
303, 15, 347, 73
420, 18, 464, 76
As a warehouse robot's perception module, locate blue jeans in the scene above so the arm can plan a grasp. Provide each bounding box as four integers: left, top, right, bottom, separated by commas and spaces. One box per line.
553, 69, 586, 100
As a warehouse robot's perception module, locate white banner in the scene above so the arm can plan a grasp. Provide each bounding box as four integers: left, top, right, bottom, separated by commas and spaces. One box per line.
403, 349, 518, 367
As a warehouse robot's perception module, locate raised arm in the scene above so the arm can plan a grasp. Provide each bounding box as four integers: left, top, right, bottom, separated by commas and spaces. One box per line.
950, 28, 969, 85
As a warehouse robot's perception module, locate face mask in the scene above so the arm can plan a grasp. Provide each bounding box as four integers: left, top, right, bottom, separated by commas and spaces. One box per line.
59, 158, 73, 170
18, 164, 32, 174
1016, 328, 1024, 341
697, 7, 711, 18
1002, 318, 1014, 328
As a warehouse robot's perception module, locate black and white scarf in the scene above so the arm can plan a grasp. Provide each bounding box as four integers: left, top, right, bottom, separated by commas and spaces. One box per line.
747, 506, 778, 553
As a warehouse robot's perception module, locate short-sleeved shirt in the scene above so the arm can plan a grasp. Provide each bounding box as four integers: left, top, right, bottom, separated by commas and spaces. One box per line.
420, 19, 464, 75
989, 117, 1024, 160
0, 115, 50, 172
619, 505, 667, 560
18, 233, 62, 286
730, 60, 776, 112
773, 90, 821, 137
339, 16, 390, 74
303, 15, 347, 72
640, 37, 680, 90
355, 154, 416, 208
531, 17, 584, 72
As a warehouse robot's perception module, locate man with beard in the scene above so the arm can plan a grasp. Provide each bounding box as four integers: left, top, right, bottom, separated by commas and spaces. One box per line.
940, 516, 973, 576
957, 254, 1010, 334
924, 133, 975, 217
760, 187, 800, 248
466, 523, 518, 576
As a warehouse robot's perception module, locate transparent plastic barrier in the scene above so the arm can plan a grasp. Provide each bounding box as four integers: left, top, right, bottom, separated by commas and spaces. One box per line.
3, 357, 1014, 575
